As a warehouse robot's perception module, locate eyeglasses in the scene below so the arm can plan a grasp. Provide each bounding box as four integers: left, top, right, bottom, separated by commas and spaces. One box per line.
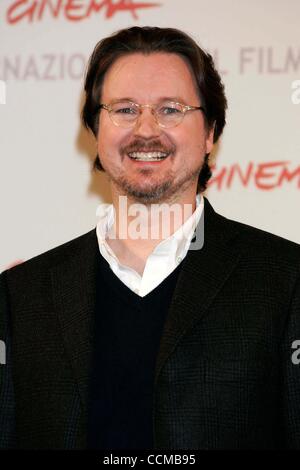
98, 100, 206, 129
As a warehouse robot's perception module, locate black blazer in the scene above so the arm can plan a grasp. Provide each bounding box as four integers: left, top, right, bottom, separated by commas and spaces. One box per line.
1, 197, 300, 449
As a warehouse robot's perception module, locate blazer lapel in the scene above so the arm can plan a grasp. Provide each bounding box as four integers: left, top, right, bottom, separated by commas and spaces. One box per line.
155, 197, 243, 384
51, 229, 99, 413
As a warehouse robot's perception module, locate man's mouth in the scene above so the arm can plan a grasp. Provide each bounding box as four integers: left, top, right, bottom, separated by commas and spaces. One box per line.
127, 151, 169, 162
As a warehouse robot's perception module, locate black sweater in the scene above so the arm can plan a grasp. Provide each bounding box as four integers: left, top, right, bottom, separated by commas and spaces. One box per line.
87, 252, 182, 449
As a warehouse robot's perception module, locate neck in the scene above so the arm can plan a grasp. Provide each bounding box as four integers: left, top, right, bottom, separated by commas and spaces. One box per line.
105, 186, 198, 275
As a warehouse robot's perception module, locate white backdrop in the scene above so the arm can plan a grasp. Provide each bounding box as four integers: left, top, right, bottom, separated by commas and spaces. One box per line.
0, 0, 299, 271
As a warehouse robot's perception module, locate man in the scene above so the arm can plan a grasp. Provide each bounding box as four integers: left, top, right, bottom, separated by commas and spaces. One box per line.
1, 26, 300, 450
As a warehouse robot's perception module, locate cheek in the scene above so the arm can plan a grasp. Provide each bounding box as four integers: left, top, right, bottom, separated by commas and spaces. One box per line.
97, 119, 117, 150
97, 115, 111, 141
182, 124, 208, 151
173, 130, 204, 153
97, 123, 131, 158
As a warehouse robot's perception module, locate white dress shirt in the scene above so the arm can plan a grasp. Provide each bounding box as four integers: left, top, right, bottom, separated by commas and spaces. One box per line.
96, 194, 203, 297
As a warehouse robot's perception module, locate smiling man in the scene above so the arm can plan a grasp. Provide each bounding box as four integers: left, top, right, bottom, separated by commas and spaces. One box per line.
92, 50, 214, 275
97, 52, 213, 204
1, 26, 300, 450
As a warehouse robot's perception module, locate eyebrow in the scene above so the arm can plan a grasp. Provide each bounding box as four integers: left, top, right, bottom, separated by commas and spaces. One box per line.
109, 96, 190, 104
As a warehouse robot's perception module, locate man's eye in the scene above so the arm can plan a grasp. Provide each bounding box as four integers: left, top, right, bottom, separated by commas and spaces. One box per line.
160, 106, 181, 115
115, 107, 136, 114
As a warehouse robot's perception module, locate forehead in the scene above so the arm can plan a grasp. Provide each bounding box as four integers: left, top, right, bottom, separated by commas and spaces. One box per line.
101, 52, 199, 104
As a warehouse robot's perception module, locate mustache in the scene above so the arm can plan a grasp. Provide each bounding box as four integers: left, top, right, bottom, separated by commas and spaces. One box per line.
121, 139, 176, 155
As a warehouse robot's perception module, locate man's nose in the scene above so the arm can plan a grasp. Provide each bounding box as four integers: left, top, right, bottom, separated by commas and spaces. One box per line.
133, 107, 161, 138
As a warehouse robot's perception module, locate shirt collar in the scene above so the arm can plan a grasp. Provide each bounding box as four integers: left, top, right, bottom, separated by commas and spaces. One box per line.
96, 193, 203, 257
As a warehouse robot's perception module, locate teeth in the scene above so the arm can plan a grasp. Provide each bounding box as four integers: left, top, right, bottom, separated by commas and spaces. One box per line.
128, 151, 168, 161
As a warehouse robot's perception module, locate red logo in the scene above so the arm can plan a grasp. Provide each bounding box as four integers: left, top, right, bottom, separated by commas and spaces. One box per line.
7, 0, 161, 24
208, 161, 300, 190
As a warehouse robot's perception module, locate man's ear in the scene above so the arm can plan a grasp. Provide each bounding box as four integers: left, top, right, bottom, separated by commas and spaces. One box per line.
205, 121, 215, 154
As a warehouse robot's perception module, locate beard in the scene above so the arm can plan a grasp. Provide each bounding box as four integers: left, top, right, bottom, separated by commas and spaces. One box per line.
100, 156, 205, 205
97, 138, 206, 204
111, 165, 201, 204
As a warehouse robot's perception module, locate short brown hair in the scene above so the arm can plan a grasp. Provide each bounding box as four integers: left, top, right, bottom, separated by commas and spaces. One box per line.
82, 26, 227, 192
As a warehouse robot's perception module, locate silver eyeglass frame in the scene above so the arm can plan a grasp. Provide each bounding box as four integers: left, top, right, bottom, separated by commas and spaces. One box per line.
98, 101, 206, 128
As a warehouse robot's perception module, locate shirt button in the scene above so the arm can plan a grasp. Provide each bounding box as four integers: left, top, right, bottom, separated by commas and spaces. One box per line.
134, 288, 139, 294
176, 256, 182, 264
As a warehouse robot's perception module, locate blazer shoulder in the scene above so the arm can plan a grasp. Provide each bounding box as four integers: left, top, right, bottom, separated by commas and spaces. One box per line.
2, 228, 97, 280
204, 197, 300, 260
218, 211, 300, 268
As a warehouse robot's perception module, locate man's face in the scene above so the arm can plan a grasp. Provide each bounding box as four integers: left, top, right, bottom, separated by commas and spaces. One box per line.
97, 52, 214, 204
